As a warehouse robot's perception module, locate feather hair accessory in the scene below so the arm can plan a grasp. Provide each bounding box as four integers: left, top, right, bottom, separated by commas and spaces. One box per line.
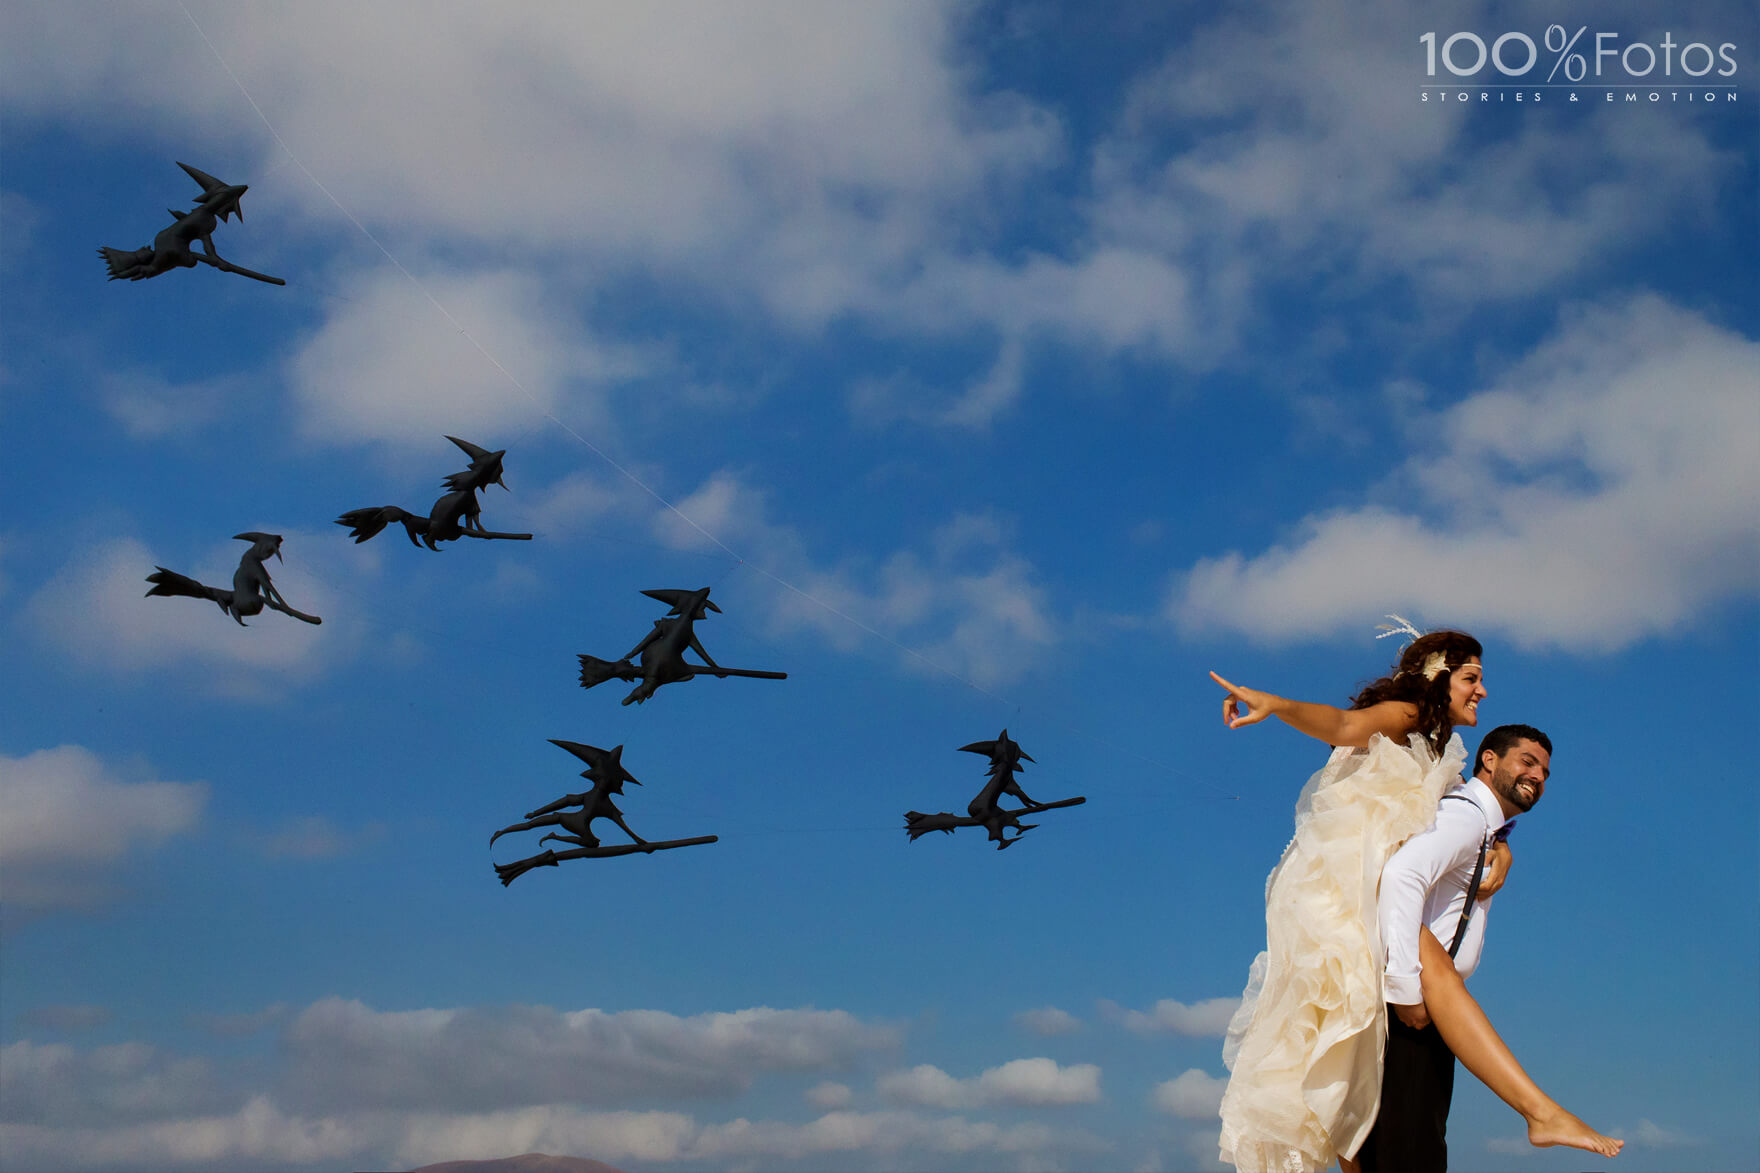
1375, 614, 1424, 647
1376, 614, 1451, 680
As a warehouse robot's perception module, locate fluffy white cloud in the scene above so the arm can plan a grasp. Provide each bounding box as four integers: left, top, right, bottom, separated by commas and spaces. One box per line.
879, 1058, 1101, 1109
1104, 0, 1733, 303
0, 1041, 230, 1126
504, 468, 653, 541
1014, 1006, 1082, 1036
805, 1081, 853, 1110
655, 473, 1059, 686
1151, 1069, 1227, 1120
1181, 1125, 1231, 1172
96, 369, 246, 439
0, 1095, 367, 1171
1630, 1118, 1705, 1149
0, 746, 206, 912
286, 267, 644, 447
5, 0, 1734, 453
0, 981, 1115, 1169
0, 1017, 1109, 1171
1169, 297, 1760, 649
1, 1100, 1106, 1172
23, 530, 356, 683
685, 1108, 1101, 1163
1, 4, 1056, 315
1102, 996, 1240, 1038
389, 1105, 697, 1168
280, 998, 898, 1113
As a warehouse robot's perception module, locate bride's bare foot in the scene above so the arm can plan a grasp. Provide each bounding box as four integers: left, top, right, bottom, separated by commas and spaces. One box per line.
1527, 1106, 1624, 1158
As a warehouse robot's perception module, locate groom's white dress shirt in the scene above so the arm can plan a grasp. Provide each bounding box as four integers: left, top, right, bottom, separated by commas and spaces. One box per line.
1379, 777, 1513, 1006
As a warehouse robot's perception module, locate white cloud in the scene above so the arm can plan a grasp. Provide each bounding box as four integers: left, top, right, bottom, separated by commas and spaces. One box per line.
96, 369, 245, 439
685, 1109, 1101, 1163
6, 0, 1736, 454
1181, 1125, 1231, 1172
1103, 996, 1240, 1037
806, 1081, 853, 1110
2, 4, 1057, 317
1152, 1069, 1227, 1120
1168, 297, 1760, 649
1631, 1118, 1705, 1149
654, 472, 1060, 686
505, 468, 652, 541
280, 998, 898, 1113
879, 1058, 1101, 1109
0, 2, 1207, 433
23, 531, 354, 683
978, 1058, 1102, 1107
287, 267, 641, 447
1015, 1006, 1082, 1036
0, 997, 1119, 1170
1104, 0, 1733, 304
879, 1064, 971, 1109
389, 1105, 697, 1168
1, 1100, 1108, 1172
0, 1040, 230, 1126
834, 0, 1737, 426
0, 746, 206, 912
255, 816, 380, 860
0, 1095, 369, 1171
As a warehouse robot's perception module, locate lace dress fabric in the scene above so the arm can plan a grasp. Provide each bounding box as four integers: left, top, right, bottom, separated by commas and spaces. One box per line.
1218, 731, 1467, 1172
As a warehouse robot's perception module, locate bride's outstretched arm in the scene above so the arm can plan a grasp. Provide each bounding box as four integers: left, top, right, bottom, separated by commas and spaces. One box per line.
1417, 928, 1623, 1159
1209, 672, 1417, 748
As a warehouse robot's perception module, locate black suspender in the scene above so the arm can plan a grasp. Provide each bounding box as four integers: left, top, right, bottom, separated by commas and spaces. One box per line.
1441, 793, 1491, 959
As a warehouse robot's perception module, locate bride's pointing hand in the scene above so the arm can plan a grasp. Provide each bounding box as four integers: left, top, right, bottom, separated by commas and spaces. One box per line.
1210, 671, 1276, 729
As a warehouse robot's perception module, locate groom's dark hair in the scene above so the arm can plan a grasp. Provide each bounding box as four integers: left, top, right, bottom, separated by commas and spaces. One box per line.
1474, 724, 1553, 778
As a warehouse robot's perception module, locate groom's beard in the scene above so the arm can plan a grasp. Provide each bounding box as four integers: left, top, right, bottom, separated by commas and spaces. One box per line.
1492, 764, 1542, 812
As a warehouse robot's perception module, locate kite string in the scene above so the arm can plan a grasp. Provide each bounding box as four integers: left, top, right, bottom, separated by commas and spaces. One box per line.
176, 3, 1249, 805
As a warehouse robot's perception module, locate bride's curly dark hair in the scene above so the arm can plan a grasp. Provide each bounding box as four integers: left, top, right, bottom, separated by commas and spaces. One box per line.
1349, 630, 1483, 754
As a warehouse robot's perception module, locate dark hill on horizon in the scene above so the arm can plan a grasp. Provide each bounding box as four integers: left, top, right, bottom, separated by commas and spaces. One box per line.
406, 1154, 627, 1173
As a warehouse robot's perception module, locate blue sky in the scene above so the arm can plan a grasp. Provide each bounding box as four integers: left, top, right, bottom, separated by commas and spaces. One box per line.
2, 2, 1756, 1171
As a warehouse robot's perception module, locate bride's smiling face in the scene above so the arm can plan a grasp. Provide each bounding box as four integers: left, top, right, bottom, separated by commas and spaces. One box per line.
1449, 657, 1486, 726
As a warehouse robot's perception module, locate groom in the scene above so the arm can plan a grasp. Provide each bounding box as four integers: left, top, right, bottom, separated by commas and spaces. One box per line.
1352, 724, 1551, 1173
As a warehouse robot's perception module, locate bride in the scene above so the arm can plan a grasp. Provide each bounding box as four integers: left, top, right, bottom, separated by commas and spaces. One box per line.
1211, 629, 1621, 1171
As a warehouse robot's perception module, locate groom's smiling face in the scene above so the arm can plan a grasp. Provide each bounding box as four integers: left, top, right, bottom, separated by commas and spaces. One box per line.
1486, 739, 1550, 813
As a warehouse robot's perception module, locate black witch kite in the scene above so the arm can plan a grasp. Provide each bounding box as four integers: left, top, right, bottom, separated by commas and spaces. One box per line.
145, 533, 321, 626
99, 161, 286, 285
577, 586, 787, 706
491, 740, 717, 886
904, 729, 1085, 850
337, 436, 533, 550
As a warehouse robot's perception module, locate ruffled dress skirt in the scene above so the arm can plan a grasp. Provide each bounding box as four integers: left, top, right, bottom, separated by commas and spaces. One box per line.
1218, 731, 1466, 1172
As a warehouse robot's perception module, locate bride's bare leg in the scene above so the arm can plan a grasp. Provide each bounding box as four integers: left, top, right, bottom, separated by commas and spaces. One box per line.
1418, 928, 1622, 1158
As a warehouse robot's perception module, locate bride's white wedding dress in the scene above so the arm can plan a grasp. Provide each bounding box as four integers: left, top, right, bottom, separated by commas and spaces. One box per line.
1219, 731, 1467, 1172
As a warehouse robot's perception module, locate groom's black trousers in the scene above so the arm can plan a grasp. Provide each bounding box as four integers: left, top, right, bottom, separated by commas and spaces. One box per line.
1353, 1005, 1457, 1173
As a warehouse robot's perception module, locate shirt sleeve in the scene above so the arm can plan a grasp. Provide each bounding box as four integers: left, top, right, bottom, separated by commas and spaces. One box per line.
1379, 801, 1485, 1005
